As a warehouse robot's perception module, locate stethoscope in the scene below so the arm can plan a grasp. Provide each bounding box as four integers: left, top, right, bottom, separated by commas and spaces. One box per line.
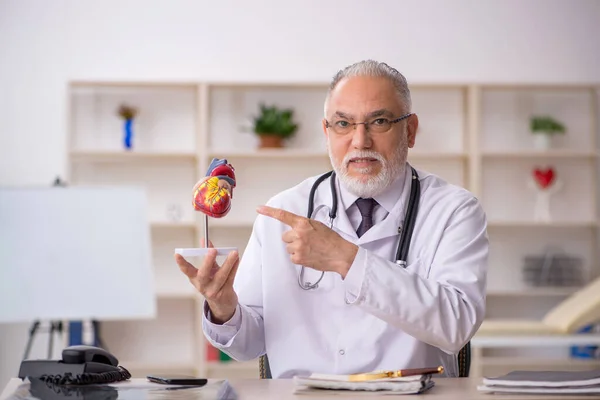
298, 166, 420, 290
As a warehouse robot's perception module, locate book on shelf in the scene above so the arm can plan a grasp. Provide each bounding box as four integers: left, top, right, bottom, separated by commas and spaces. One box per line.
206, 342, 233, 362
478, 370, 600, 395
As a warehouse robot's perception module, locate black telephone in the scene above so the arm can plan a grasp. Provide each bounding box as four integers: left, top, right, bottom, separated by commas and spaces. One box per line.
19, 345, 131, 385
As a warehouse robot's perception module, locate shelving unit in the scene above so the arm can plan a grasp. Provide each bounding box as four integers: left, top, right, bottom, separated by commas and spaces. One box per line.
472, 85, 600, 377
65, 80, 600, 379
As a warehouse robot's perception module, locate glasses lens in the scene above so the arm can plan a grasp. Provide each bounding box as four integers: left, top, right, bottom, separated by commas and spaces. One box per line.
369, 118, 392, 133
331, 120, 352, 134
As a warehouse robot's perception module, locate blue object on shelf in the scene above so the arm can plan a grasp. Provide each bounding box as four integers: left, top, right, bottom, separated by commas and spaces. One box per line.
570, 324, 600, 359
124, 118, 134, 150
68, 321, 83, 346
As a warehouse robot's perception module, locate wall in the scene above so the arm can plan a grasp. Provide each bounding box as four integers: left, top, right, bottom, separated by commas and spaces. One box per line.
1, 0, 599, 388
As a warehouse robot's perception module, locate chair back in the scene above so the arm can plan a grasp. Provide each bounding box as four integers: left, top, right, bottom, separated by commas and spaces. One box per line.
259, 341, 471, 378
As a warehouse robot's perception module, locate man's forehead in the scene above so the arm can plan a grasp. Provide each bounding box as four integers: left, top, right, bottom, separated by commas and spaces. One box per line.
326, 76, 401, 117
333, 109, 394, 119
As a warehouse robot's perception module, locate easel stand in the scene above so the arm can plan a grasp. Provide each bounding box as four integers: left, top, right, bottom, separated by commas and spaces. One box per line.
22, 319, 108, 361
22, 320, 64, 360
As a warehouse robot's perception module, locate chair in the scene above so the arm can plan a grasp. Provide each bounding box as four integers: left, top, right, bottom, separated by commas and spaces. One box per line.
259, 342, 471, 378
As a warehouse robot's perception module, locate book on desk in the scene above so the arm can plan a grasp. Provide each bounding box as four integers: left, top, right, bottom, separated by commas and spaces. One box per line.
478, 369, 600, 395
293, 366, 443, 395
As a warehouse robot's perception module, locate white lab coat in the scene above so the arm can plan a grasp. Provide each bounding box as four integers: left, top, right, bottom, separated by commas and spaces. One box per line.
202, 163, 488, 378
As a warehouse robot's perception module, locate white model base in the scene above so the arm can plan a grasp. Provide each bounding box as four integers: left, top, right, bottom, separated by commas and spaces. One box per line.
174, 247, 238, 257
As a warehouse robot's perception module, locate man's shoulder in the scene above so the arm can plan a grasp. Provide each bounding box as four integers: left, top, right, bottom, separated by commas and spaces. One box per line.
416, 167, 482, 209
264, 172, 330, 209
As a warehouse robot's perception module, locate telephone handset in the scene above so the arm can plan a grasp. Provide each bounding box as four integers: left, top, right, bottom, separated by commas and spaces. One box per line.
19, 345, 131, 385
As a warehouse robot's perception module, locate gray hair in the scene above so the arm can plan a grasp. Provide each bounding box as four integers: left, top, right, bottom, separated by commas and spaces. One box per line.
324, 60, 412, 115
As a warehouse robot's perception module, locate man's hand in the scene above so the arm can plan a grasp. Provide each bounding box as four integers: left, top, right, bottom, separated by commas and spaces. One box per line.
257, 205, 358, 278
175, 240, 240, 324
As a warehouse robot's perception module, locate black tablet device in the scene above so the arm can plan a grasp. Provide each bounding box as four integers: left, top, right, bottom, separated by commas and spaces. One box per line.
147, 374, 208, 385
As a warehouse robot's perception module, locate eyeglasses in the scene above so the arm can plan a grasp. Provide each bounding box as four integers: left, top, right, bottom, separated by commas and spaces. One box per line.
325, 112, 413, 135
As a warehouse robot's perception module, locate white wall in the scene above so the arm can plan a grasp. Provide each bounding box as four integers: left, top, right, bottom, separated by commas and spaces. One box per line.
1, 0, 599, 388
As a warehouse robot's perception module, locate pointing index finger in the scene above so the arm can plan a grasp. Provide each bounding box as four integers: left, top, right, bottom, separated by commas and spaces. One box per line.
257, 205, 303, 227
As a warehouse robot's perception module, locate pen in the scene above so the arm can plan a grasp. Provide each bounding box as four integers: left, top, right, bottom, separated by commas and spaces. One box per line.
348, 366, 444, 381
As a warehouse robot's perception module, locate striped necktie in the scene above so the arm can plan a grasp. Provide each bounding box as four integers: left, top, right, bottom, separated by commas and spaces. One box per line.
355, 198, 377, 237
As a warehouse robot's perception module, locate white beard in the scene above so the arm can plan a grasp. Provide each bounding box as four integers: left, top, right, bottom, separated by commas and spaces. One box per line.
328, 144, 407, 198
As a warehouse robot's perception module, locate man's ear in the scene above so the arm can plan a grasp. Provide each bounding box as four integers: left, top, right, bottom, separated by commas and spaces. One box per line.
407, 114, 419, 148
322, 118, 329, 139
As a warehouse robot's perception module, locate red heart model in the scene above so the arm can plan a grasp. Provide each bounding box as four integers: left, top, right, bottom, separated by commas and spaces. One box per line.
193, 158, 236, 218
533, 167, 555, 189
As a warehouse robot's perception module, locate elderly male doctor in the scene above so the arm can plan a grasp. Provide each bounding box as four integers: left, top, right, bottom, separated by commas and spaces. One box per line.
176, 60, 489, 378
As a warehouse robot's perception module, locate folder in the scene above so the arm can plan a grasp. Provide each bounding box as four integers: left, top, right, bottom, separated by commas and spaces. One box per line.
293, 367, 442, 395
477, 370, 600, 395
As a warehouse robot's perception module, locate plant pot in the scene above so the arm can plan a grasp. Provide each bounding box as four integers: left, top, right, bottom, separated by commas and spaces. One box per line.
533, 134, 552, 151
259, 135, 284, 148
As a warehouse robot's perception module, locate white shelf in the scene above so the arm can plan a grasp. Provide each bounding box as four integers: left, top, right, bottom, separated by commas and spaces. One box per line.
210, 219, 254, 228
66, 80, 600, 382
70, 150, 197, 162
151, 221, 197, 229
487, 220, 598, 228
472, 335, 600, 347
408, 151, 467, 159
482, 150, 598, 159
208, 148, 328, 159
156, 290, 197, 300
487, 287, 579, 297
480, 356, 600, 367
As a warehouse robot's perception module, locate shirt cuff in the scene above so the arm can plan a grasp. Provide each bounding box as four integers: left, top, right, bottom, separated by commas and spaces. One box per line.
202, 301, 242, 346
343, 246, 368, 304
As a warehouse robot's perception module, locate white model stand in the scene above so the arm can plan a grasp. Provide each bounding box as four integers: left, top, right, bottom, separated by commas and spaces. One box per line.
528, 178, 563, 223
175, 214, 237, 257
175, 247, 237, 257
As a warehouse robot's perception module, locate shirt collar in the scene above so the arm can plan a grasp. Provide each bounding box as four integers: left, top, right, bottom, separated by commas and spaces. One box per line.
338, 162, 408, 214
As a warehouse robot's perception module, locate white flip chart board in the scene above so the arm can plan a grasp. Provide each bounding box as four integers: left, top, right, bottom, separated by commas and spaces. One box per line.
0, 186, 156, 323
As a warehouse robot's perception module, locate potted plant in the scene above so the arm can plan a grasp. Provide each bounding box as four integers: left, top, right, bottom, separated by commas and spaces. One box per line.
530, 116, 565, 150
252, 103, 299, 148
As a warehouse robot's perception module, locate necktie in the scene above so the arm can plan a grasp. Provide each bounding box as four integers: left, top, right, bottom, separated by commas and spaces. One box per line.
355, 198, 377, 237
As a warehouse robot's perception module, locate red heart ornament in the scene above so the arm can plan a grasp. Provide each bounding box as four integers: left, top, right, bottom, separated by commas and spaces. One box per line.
533, 167, 555, 189
192, 158, 236, 218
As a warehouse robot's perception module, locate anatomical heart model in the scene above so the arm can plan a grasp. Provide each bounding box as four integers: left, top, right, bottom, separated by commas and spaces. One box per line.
192, 158, 236, 218
175, 158, 238, 258
528, 166, 563, 223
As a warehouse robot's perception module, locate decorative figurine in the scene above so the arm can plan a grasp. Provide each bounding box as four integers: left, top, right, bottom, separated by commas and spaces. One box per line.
528, 166, 563, 223
175, 158, 238, 258
166, 204, 182, 222
117, 104, 138, 150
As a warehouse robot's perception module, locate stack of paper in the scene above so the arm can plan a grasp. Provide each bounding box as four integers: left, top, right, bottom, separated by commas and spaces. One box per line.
478, 370, 600, 395
293, 373, 435, 395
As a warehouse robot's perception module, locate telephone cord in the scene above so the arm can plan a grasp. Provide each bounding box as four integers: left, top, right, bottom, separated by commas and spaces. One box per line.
40, 365, 131, 385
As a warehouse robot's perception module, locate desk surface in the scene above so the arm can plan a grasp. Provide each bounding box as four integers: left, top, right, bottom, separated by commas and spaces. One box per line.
2, 377, 599, 400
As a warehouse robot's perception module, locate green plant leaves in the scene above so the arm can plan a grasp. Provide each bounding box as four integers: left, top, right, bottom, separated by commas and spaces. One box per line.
530, 116, 565, 135
253, 103, 299, 138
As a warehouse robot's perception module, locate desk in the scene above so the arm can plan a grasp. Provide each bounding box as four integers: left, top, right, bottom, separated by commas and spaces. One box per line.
2, 377, 600, 400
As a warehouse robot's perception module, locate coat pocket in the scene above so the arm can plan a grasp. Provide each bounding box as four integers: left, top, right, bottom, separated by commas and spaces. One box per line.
403, 255, 431, 279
